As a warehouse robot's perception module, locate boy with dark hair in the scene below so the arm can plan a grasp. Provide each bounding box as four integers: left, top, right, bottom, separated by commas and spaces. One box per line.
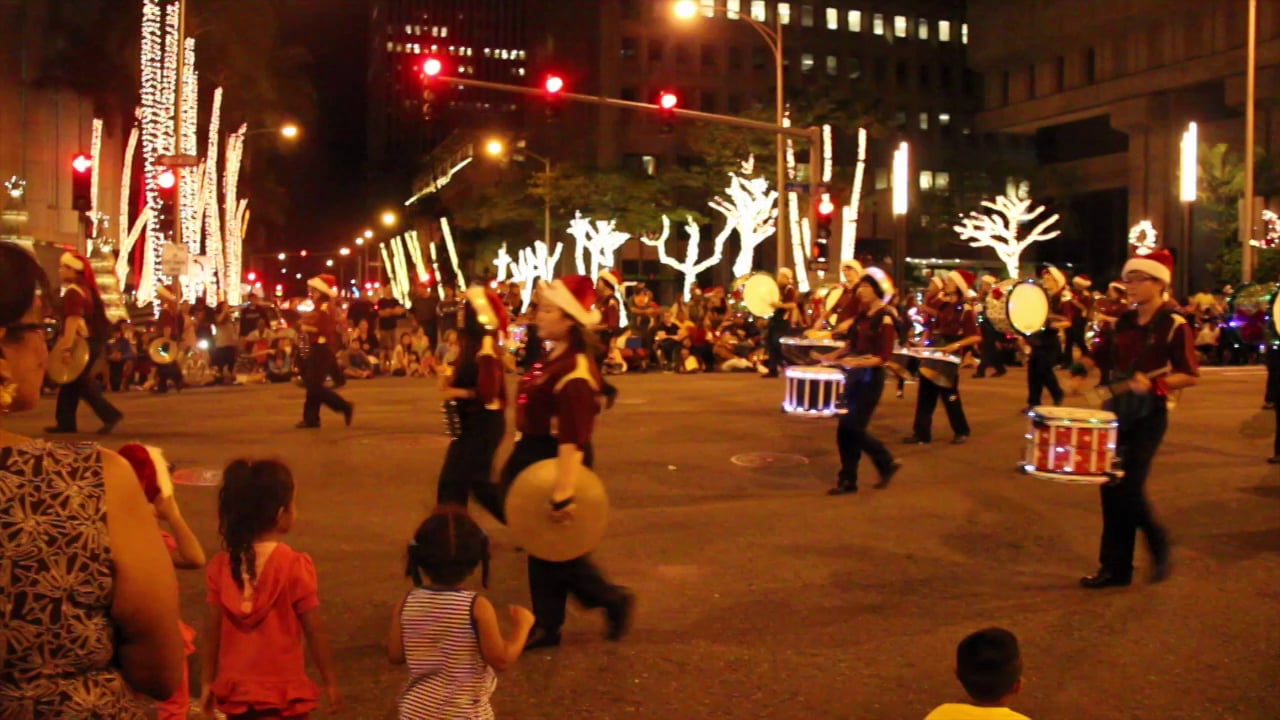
925, 627, 1030, 720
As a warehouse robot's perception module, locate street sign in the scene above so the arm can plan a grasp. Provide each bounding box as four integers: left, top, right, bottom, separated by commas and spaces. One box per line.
158, 154, 202, 168
161, 243, 190, 277
785, 182, 810, 193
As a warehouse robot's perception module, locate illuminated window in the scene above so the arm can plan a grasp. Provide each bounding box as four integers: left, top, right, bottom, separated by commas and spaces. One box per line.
642, 156, 657, 177
826, 7, 838, 30
938, 20, 952, 42
750, 1, 766, 21
872, 13, 884, 35
801, 4, 814, 27
938, 112, 952, 126
826, 55, 838, 75
962, 23, 969, 44
936, 172, 950, 191
917, 18, 929, 40
894, 15, 907, 38
700, 0, 715, 17
727, 0, 741, 19
801, 53, 815, 72
848, 10, 861, 32
919, 171, 934, 191
779, 3, 791, 24
919, 112, 930, 130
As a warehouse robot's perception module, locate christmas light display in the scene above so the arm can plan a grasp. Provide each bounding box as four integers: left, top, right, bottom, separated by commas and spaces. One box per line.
641, 215, 733, 300
1128, 220, 1159, 257
89, 119, 103, 237
568, 212, 630, 280
514, 240, 564, 310
223, 125, 247, 305
786, 191, 811, 292
404, 230, 431, 286
114, 120, 139, 287
3, 176, 25, 200
202, 88, 224, 303
137, 0, 180, 308
841, 128, 868, 262
427, 240, 445, 300
492, 242, 514, 283
712, 157, 779, 277
439, 217, 466, 288
821, 124, 833, 184
115, 209, 151, 291
381, 243, 398, 298
179, 37, 201, 283
953, 191, 1062, 279
1254, 209, 1280, 249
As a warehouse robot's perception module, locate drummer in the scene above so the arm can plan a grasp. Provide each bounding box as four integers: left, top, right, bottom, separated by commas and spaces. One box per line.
763, 267, 802, 378
974, 275, 1007, 379
501, 275, 634, 649
1079, 249, 1198, 588
827, 259, 865, 337
905, 270, 980, 445
1022, 266, 1073, 413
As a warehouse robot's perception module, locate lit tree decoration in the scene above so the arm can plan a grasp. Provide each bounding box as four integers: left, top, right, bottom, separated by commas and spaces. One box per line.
404, 230, 431, 286
440, 218, 466, 289
841, 128, 868, 262
201, 88, 224, 303
642, 215, 733, 300
179, 37, 201, 281
89, 119, 103, 237
568, 212, 630, 280
222, 125, 247, 305
492, 242, 514, 283
1128, 220, 1159, 257
4, 176, 26, 200
713, 157, 779, 278
114, 118, 140, 288
786, 190, 812, 292
1252, 210, 1280, 249
137, 0, 180, 308
514, 240, 564, 310
953, 191, 1063, 279
427, 240, 445, 299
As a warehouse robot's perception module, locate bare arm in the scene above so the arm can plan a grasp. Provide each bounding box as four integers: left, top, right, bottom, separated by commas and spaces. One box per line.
300, 609, 341, 698
103, 450, 184, 700
473, 595, 534, 672
387, 596, 406, 665
154, 495, 206, 569
199, 606, 222, 711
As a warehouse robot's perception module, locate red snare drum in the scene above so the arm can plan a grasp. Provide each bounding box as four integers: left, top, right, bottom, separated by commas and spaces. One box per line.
1021, 407, 1122, 484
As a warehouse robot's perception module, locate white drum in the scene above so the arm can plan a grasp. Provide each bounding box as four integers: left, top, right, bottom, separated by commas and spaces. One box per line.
1020, 406, 1122, 485
743, 273, 781, 318
985, 279, 1050, 335
782, 365, 845, 417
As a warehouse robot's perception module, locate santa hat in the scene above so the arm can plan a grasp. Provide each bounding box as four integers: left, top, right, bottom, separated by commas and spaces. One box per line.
980, 274, 998, 288
859, 267, 896, 303
598, 269, 621, 290
1041, 265, 1066, 288
839, 259, 864, 275
117, 443, 174, 504
60, 252, 87, 272
537, 275, 601, 327
465, 286, 509, 333
1108, 280, 1126, 294
1122, 248, 1173, 285
307, 273, 338, 297
948, 269, 976, 295
1072, 274, 1093, 290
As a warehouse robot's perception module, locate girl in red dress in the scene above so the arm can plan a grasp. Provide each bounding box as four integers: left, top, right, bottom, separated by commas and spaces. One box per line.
200, 460, 343, 719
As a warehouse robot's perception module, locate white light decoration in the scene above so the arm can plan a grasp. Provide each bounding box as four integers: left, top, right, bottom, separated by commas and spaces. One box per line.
783, 113, 797, 182
179, 37, 201, 289
1253, 209, 1280, 250
137, 0, 180, 309
381, 242, 399, 298
841, 128, 868, 262
821, 124, 834, 184
513, 240, 564, 310
391, 235, 412, 304
713, 157, 779, 277
427, 240, 445, 300
892, 141, 909, 216
787, 191, 812, 292
4, 176, 25, 200
202, 88, 225, 303
641, 215, 733, 300
1179, 121, 1198, 204
439, 217, 466, 288
114, 120, 140, 288
567, 212, 630, 280
89, 118, 103, 237
116, 208, 151, 291
223, 125, 247, 305
492, 242, 514, 283
953, 191, 1063, 279
404, 230, 431, 285
1128, 221, 1159, 257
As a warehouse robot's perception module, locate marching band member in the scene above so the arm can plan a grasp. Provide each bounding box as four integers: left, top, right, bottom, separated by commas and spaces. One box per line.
905, 270, 980, 445
46, 252, 123, 435
296, 274, 354, 429
763, 267, 801, 378
1079, 249, 1197, 588
826, 268, 903, 496
153, 285, 185, 394
437, 287, 509, 510
1022, 266, 1073, 413
829, 259, 865, 337
1066, 274, 1095, 364
974, 275, 1007, 379
595, 270, 623, 404
500, 275, 634, 649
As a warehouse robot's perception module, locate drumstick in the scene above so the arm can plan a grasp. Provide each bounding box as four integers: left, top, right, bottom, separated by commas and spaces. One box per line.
1081, 369, 1171, 408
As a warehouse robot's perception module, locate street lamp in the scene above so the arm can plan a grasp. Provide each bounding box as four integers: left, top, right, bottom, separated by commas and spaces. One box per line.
339, 247, 351, 256
245, 123, 302, 141
363, 229, 374, 239
674, 0, 788, 273
484, 137, 554, 251
381, 210, 399, 228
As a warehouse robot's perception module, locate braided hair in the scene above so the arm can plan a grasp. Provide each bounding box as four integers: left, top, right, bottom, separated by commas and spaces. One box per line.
405, 504, 490, 588
218, 459, 295, 590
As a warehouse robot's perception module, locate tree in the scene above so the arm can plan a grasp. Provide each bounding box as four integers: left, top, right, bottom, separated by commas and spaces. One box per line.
709, 159, 779, 277
1197, 142, 1280, 285
641, 215, 733, 300
954, 192, 1063, 278
529, 165, 705, 238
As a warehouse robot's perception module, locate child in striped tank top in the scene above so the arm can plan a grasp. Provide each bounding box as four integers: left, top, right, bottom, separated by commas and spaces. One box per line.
389, 506, 535, 719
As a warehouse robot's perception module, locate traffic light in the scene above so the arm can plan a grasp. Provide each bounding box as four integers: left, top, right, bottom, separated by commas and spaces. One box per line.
813, 192, 835, 268
71, 154, 93, 213
420, 57, 445, 120
156, 169, 177, 237
421, 57, 444, 78
543, 73, 565, 121
658, 91, 678, 135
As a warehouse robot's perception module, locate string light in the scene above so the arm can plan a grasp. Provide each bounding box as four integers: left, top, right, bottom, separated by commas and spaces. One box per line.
203, 87, 224, 303
712, 156, 779, 277
493, 242, 513, 283
514, 240, 563, 310
841, 128, 868, 262
1254, 210, 1280, 249
114, 120, 140, 289
3, 176, 25, 200
787, 191, 811, 292
89, 118, 103, 237
427, 240, 444, 300
641, 215, 732, 300
1128, 220, 1159, 256
381, 243, 399, 299
439, 217, 466, 288
180, 37, 201, 292
567, 212, 631, 280
821, 124, 833, 184
137, 0, 180, 309
404, 230, 431, 288
892, 142, 909, 216
954, 191, 1062, 279
223, 125, 247, 305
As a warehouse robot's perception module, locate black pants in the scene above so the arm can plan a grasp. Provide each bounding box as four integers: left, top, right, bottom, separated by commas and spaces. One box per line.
1097, 411, 1171, 577
500, 436, 624, 632
836, 369, 895, 488
437, 408, 506, 511
1026, 346, 1064, 407
302, 344, 351, 425
1065, 320, 1090, 367
764, 314, 787, 375
212, 346, 237, 377
108, 360, 127, 392
1264, 347, 1280, 404
155, 362, 183, 392
912, 375, 969, 441
977, 326, 1006, 375
54, 340, 122, 431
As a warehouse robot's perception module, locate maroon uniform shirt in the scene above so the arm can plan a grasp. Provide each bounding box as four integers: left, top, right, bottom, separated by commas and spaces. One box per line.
834, 287, 862, 327
851, 307, 898, 363
597, 295, 621, 332
516, 350, 603, 449
305, 303, 338, 346
1094, 308, 1199, 381
931, 299, 979, 342
475, 338, 508, 411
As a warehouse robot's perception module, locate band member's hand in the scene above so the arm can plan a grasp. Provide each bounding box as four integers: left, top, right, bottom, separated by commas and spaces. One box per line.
198, 688, 216, 718
1128, 372, 1152, 395
509, 605, 535, 630
548, 490, 576, 524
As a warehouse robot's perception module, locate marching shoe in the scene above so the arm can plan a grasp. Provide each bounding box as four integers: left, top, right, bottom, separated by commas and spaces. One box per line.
524, 626, 562, 650
1150, 557, 1172, 584
873, 460, 903, 490
902, 435, 930, 445
951, 434, 969, 445
972, 371, 986, 379
605, 589, 636, 641
295, 421, 320, 429
1267, 456, 1280, 465
97, 416, 122, 436
1079, 569, 1131, 589
992, 369, 1007, 377
826, 483, 857, 496
343, 404, 355, 427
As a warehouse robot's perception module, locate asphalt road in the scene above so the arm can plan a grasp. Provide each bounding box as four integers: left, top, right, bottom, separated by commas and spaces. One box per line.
11, 365, 1279, 719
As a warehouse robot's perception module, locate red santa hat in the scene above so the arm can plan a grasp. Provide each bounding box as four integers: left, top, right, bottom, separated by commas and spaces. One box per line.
859, 267, 896, 303
537, 275, 602, 327
1107, 280, 1126, 294
464, 286, 510, 333
1122, 248, 1173, 285
117, 443, 174, 504
1072, 274, 1093, 290
948, 269, 976, 295
1041, 265, 1066, 289
59, 252, 87, 273
598, 268, 621, 290
307, 273, 338, 297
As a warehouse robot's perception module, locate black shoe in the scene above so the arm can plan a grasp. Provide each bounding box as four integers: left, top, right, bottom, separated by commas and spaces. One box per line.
44, 426, 77, 434
1268, 456, 1280, 465
1079, 569, 1132, 588
972, 372, 986, 379
524, 626, 562, 650
873, 460, 903, 490
343, 404, 354, 427
992, 369, 1007, 378
1150, 557, 1172, 584
295, 421, 320, 429
902, 435, 930, 445
603, 384, 619, 410
97, 416, 122, 436
1020, 406, 1035, 415
951, 434, 969, 445
605, 589, 635, 641
1264, 402, 1276, 411
827, 483, 857, 496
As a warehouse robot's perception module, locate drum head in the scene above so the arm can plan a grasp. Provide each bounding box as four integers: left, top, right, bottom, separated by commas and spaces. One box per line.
1030, 406, 1118, 423
823, 286, 844, 314
505, 459, 609, 562
743, 274, 781, 317
1008, 282, 1050, 335
1272, 290, 1280, 338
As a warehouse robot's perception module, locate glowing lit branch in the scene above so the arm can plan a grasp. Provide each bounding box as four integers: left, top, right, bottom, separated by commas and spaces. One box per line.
712, 157, 779, 277
440, 217, 466, 288
953, 191, 1062, 279
567, 212, 630, 280
641, 216, 733, 300
841, 128, 868, 262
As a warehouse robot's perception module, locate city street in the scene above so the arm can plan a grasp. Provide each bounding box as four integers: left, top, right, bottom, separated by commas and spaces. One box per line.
10, 366, 1278, 719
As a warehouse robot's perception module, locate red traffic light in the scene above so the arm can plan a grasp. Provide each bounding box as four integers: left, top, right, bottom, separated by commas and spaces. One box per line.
422, 57, 444, 77
71, 154, 93, 174
658, 92, 679, 110
818, 194, 836, 216
157, 169, 177, 190
544, 75, 565, 94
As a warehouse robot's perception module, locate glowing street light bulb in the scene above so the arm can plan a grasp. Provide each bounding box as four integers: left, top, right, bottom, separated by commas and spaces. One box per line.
355, 237, 365, 246
363, 229, 374, 239
339, 247, 351, 256
325, 259, 334, 267
485, 139, 505, 157
280, 124, 300, 140
673, 0, 698, 19
381, 211, 398, 227
277, 252, 286, 261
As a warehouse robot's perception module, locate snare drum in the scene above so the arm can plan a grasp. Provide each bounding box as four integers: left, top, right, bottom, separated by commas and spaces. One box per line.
782, 365, 846, 417
1021, 406, 1122, 484
780, 335, 845, 365
985, 279, 1050, 335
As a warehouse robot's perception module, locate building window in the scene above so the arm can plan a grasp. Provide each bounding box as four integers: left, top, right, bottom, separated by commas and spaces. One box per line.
917, 18, 929, 40
621, 0, 639, 19
728, 46, 744, 69
726, 0, 741, 19
826, 55, 838, 75
621, 37, 639, 59
895, 61, 908, 87
919, 112, 929, 130
894, 16, 907, 38
750, 1, 767, 22
872, 13, 885, 35
702, 44, 717, 67
801, 53, 815, 73
874, 57, 888, 84
642, 156, 657, 176
938, 20, 952, 42
702, 92, 718, 112
1085, 47, 1096, 83
699, 0, 715, 17
826, 7, 838, 29
940, 66, 953, 90
1027, 63, 1036, 97
729, 93, 744, 113
1001, 70, 1010, 105
848, 10, 862, 32
893, 109, 906, 126
875, 168, 889, 190
779, 2, 791, 25
1055, 56, 1066, 91
935, 172, 950, 191
938, 112, 951, 126
848, 56, 862, 79
919, 171, 934, 190
801, 4, 814, 27
962, 23, 969, 44
752, 47, 768, 69
649, 39, 665, 62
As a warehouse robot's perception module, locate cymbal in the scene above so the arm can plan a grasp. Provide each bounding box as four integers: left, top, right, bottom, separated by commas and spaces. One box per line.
504, 459, 608, 562
46, 336, 90, 385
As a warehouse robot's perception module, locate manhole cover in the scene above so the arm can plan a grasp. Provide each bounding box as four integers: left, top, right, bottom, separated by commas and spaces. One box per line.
172, 468, 221, 486
730, 452, 810, 468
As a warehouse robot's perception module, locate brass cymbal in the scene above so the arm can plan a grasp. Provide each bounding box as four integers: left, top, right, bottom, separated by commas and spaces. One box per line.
504, 459, 608, 562
46, 336, 90, 385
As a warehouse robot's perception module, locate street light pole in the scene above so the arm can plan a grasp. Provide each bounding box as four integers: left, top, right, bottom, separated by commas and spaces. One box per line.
1243, 0, 1258, 283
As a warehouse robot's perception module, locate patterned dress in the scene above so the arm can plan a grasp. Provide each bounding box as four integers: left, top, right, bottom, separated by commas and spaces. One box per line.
0, 440, 145, 719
